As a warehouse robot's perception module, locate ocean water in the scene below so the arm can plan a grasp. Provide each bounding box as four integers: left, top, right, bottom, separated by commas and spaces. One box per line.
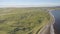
51, 10, 60, 34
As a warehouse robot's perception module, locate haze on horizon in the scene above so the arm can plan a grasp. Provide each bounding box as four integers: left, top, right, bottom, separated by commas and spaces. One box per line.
0, 0, 60, 7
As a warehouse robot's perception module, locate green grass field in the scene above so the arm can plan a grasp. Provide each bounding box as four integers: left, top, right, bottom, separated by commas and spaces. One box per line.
0, 8, 51, 34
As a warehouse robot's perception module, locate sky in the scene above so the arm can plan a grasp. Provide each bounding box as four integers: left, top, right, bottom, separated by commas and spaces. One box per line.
0, 0, 60, 7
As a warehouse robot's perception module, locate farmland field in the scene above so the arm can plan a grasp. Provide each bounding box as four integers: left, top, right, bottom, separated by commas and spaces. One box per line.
0, 8, 51, 34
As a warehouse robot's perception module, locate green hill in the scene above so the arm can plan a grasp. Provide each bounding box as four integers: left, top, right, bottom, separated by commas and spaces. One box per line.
0, 8, 51, 34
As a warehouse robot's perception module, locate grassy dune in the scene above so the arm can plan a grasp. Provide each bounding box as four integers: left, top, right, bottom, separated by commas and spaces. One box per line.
0, 8, 51, 34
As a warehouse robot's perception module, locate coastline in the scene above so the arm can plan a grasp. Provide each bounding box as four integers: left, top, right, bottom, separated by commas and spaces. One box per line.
49, 11, 55, 34
37, 10, 55, 34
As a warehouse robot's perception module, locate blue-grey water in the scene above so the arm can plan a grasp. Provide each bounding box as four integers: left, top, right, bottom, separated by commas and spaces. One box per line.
51, 10, 60, 34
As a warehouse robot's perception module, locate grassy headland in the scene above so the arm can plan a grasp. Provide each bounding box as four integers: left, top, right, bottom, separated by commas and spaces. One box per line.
0, 8, 51, 34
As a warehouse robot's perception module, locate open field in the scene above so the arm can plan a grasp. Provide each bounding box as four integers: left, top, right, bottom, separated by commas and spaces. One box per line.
0, 7, 52, 34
